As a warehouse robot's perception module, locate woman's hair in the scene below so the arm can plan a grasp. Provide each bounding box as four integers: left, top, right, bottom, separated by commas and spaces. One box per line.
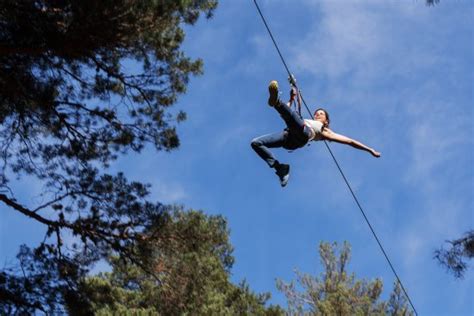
314, 108, 330, 128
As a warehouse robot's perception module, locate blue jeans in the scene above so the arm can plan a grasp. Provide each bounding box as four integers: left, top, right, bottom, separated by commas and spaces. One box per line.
251, 101, 312, 168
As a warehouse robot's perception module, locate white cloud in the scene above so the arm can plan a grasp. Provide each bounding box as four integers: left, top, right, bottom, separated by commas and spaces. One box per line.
281, 4, 473, 304
150, 181, 188, 204
213, 124, 254, 150
293, 1, 388, 78
289, 0, 438, 90
235, 34, 275, 76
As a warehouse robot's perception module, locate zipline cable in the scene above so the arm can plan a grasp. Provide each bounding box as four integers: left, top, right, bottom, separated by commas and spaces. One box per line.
252, 0, 313, 117
252, 1, 418, 315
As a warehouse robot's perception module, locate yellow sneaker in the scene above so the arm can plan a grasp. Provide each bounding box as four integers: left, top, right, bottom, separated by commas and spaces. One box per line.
268, 80, 279, 107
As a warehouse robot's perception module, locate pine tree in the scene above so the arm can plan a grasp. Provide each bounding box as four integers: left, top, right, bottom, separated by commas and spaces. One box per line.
0, 1, 218, 313
434, 230, 473, 278
70, 208, 283, 316
277, 242, 413, 316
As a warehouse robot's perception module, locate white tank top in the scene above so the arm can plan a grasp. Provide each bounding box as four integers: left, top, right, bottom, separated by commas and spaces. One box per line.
304, 119, 324, 141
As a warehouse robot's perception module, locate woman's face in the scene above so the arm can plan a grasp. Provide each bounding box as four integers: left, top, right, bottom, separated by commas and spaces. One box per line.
314, 110, 328, 124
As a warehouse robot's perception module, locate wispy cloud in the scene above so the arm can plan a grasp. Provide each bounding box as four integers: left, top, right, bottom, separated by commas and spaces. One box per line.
278, 2, 473, 305
213, 125, 254, 150
150, 181, 188, 204
407, 104, 472, 184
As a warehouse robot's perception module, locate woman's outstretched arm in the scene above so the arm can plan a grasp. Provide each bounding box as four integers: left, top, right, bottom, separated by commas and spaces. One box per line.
321, 128, 381, 158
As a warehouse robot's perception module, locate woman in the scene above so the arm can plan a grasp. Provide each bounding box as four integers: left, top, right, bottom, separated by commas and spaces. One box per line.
251, 80, 381, 187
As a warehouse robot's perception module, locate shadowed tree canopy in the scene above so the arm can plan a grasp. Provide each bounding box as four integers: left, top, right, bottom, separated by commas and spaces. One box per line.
71, 209, 283, 316
434, 230, 473, 279
277, 242, 413, 316
0, 0, 219, 314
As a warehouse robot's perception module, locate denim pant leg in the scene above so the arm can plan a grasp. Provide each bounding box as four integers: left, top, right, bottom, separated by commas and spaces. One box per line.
274, 101, 312, 144
274, 101, 305, 131
251, 131, 286, 168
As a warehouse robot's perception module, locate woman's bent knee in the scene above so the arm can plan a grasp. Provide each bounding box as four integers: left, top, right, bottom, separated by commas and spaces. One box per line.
251, 139, 261, 149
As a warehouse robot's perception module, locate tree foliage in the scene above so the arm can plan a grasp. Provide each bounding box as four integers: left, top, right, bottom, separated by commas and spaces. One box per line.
277, 242, 413, 316
0, 0, 218, 313
426, 0, 440, 6
434, 230, 473, 279
68, 209, 283, 316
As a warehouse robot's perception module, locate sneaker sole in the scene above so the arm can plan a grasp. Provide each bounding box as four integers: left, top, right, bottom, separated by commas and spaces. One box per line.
277, 164, 290, 187
268, 80, 279, 106
280, 174, 289, 187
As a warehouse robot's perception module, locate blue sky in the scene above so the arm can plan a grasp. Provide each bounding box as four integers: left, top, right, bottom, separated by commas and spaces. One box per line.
1, 0, 473, 315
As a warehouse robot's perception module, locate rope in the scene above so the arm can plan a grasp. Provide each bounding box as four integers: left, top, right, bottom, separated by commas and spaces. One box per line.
252, 0, 313, 116
252, 1, 418, 315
